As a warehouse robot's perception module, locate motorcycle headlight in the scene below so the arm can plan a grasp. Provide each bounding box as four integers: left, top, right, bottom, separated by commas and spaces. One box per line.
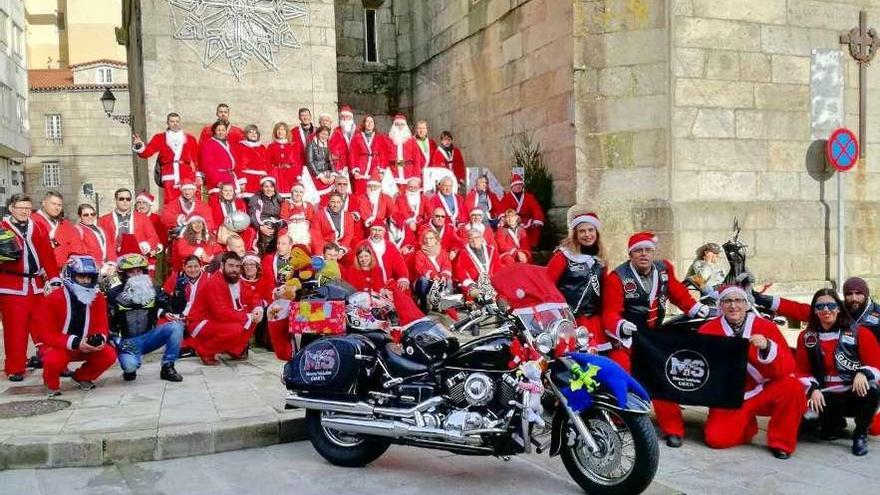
575, 326, 590, 349
535, 319, 578, 355
535, 332, 554, 354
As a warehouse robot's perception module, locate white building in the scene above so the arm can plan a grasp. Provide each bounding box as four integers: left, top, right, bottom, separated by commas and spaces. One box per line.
0, 0, 28, 213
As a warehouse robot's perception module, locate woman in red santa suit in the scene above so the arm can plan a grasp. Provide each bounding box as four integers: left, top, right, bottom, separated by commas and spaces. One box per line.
343, 246, 386, 293
279, 183, 316, 222
464, 175, 499, 226
198, 121, 247, 197
498, 174, 545, 248
430, 130, 466, 185
267, 122, 301, 199
357, 171, 395, 237
171, 216, 221, 271
350, 115, 386, 195
546, 209, 607, 353
131, 112, 199, 204
235, 124, 271, 199
210, 183, 255, 248
456, 209, 495, 248
412, 229, 453, 310
496, 209, 531, 267
76, 204, 112, 270
453, 228, 499, 299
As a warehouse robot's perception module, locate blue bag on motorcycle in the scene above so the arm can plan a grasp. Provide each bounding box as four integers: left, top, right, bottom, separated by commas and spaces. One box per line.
283, 335, 376, 394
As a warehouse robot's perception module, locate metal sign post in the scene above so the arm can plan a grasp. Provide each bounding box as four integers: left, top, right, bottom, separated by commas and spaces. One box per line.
827, 128, 860, 287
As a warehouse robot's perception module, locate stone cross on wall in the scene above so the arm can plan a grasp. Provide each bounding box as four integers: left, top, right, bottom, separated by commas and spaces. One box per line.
840, 10, 880, 161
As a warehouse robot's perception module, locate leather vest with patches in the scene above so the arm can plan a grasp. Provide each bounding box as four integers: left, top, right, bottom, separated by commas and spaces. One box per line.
557, 254, 603, 316
856, 301, 880, 342
614, 261, 669, 331
805, 324, 862, 386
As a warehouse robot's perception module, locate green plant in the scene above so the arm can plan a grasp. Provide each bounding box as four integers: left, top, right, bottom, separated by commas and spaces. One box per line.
511, 132, 556, 250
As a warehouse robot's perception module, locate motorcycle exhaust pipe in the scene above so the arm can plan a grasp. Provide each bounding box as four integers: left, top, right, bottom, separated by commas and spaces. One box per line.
286, 394, 444, 418
320, 416, 491, 446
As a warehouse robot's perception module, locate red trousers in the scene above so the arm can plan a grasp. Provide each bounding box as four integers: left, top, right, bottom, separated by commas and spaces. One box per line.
268, 318, 293, 361
606, 347, 684, 436
526, 225, 542, 249
0, 293, 49, 375
871, 412, 880, 436
705, 377, 805, 454
42, 345, 117, 390
190, 320, 254, 360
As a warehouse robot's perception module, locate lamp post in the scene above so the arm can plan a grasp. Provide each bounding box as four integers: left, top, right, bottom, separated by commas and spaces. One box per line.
99, 87, 132, 126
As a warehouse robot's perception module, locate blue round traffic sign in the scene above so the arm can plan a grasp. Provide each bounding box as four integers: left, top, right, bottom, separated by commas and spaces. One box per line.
826, 128, 859, 172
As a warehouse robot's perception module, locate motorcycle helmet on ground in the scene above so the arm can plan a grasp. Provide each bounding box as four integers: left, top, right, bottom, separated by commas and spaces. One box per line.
346, 291, 394, 331
400, 318, 458, 364
0, 228, 22, 263
63, 255, 100, 289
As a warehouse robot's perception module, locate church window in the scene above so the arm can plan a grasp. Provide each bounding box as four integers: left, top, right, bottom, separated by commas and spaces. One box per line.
364, 9, 378, 63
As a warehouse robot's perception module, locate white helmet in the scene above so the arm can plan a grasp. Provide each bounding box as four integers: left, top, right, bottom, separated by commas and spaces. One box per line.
224, 211, 251, 232
346, 291, 395, 331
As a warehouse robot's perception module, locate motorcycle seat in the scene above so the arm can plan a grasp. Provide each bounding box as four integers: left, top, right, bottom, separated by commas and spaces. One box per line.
384, 343, 429, 376
351, 329, 391, 348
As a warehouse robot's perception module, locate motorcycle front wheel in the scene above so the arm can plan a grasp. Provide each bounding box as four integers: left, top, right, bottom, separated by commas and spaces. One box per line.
560, 406, 659, 495
305, 410, 391, 467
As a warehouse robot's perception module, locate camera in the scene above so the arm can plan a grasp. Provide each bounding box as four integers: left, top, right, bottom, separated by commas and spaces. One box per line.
86, 334, 106, 347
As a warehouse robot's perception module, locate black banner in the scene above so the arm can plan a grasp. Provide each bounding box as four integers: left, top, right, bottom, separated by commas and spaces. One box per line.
631, 330, 749, 408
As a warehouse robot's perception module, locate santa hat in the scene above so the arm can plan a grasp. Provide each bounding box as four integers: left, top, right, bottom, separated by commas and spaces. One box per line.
369, 223, 387, 231
367, 169, 382, 185
242, 252, 261, 264
319, 112, 333, 121
717, 284, 749, 302
569, 212, 601, 231
339, 105, 353, 117
469, 208, 484, 218
407, 176, 422, 186
291, 183, 304, 192
179, 180, 197, 191
185, 215, 206, 226
627, 231, 657, 252
260, 176, 277, 185
510, 174, 524, 187
393, 113, 407, 123
136, 190, 155, 205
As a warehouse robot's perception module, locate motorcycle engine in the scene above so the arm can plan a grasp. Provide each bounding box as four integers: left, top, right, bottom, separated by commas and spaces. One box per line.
445, 371, 519, 409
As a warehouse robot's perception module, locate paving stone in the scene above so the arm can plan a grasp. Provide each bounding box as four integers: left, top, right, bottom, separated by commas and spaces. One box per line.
213, 418, 279, 453
157, 424, 214, 460
102, 431, 159, 464
47, 435, 103, 468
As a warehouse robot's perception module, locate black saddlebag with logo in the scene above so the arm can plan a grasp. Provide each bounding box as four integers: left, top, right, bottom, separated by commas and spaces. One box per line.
283, 334, 377, 395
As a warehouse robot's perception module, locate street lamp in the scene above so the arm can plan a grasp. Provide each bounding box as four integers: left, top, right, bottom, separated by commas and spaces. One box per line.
99, 87, 131, 126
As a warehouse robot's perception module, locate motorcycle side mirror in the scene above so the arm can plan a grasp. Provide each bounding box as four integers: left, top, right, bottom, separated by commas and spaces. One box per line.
438, 294, 464, 311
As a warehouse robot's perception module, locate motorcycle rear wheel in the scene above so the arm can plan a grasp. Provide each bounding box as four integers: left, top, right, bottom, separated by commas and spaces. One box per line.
560, 406, 659, 495
305, 410, 391, 467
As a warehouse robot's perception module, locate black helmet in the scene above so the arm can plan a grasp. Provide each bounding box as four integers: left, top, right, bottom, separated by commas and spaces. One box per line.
400, 318, 457, 364
0, 228, 22, 263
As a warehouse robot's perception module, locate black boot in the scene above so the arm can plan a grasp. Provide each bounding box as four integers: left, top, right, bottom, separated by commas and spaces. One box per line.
665, 435, 683, 448
853, 435, 869, 456
123, 371, 137, 381
160, 363, 183, 382
27, 354, 42, 369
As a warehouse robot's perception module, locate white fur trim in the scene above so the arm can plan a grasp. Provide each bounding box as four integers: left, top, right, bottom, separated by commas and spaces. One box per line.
628, 239, 656, 252
569, 214, 601, 231
757, 340, 778, 364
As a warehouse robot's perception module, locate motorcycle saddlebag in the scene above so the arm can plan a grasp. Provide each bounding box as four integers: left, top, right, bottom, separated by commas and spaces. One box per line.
283, 334, 376, 394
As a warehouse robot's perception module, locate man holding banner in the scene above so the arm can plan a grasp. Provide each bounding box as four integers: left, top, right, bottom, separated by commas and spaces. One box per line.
697, 286, 804, 459
602, 231, 709, 447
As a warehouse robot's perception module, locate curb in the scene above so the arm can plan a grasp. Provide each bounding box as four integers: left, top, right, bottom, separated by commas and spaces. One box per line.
0, 411, 306, 470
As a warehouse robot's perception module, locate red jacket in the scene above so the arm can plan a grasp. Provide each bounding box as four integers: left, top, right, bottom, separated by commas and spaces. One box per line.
412, 249, 453, 280
355, 239, 410, 284
186, 273, 259, 335
161, 272, 204, 320
386, 138, 422, 187
161, 197, 215, 232
356, 192, 395, 228
291, 124, 316, 168
699, 313, 796, 401
495, 225, 531, 264
234, 140, 271, 195
343, 265, 387, 293
135, 131, 199, 189
209, 195, 247, 229
413, 137, 436, 172
329, 127, 355, 173
349, 132, 386, 178
426, 193, 467, 226
453, 244, 499, 291
430, 146, 466, 183
497, 191, 545, 229
199, 124, 244, 148
456, 222, 496, 248
417, 223, 461, 253
267, 139, 302, 195
76, 223, 112, 266
257, 252, 288, 302
198, 137, 246, 193
464, 190, 500, 220
0, 218, 61, 295
98, 210, 161, 258
602, 260, 699, 345
31, 210, 84, 268
795, 325, 880, 392
310, 208, 356, 255
172, 237, 221, 270
279, 200, 316, 222
41, 288, 109, 350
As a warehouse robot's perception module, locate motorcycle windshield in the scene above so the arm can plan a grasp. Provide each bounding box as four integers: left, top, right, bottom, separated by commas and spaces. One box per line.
516, 306, 576, 338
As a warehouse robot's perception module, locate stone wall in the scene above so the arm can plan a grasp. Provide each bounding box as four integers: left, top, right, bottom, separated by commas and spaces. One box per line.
122, 0, 340, 196
26, 89, 133, 218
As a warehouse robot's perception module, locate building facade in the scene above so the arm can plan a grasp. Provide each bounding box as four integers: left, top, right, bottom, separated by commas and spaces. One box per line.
25, 0, 127, 69
0, 0, 28, 214
26, 60, 132, 217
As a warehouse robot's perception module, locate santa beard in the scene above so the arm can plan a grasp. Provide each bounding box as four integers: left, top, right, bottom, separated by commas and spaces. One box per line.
119, 274, 156, 306
341, 119, 355, 135
288, 222, 311, 247
367, 189, 380, 205
66, 282, 99, 305
388, 124, 413, 146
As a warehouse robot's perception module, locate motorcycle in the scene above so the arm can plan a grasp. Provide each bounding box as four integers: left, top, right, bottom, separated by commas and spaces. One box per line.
284, 264, 659, 495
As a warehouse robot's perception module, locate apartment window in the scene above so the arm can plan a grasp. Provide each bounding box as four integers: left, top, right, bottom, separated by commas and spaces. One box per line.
0, 10, 8, 50
46, 114, 63, 144
364, 9, 378, 63
17, 96, 27, 131
42, 162, 61, 188
12, 22, 22, 59
97, 67, 113, 84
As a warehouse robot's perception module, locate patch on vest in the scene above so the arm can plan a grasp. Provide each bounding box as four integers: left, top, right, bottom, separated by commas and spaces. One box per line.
864, 313, 879, 325
623, 278, 638, 298
804, 333, 818, 348
589, 274, 600, 295
834, 350, 860, 371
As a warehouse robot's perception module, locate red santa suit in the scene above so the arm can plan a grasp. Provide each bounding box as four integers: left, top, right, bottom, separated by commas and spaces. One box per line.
0, 218, 61, 375
464, 189, 499, 222
31, 210, 84, 268
413, 137, 437, 175
350, 132, 386, 194
310, 208, 356, 256
329, 126, 355, 176
431, 145, 466, 184
418, 223, 461, 254
427, 192, 467, 227
171, 236, 221, 270
77, 223, 112, 268
357, 237, 410, 287
199, 124, 244, 148
495, 224, 531, 266
235, 139, 271, 198
498, 186, 545, 247
412, 249, 453, 281
357, 187, 395, 232
694, 312, 806, 454
209, 195, 256, 250
257, 252, 290, 302
160, 272, 203, 326
391, 190, 429, 252
198, 137, 246, 195
457, 221, 496, 248
291, 123, 316, 168
267, 139, 302, 198
453, 243, 499, 293
134, 130, 199, 202
186, 273, 260, 362
388, 138, 422, 192
40, 287, 117, 391
343, 264, 386, 293
161, 196, 215, 234
279, 199, 316, 223
98, 210, 161, 258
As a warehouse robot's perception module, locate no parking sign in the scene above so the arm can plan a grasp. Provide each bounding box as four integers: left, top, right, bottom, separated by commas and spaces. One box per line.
826, 128, 860, 171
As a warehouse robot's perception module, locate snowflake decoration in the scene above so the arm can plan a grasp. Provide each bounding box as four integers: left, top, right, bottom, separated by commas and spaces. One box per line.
167, 0, 309, 81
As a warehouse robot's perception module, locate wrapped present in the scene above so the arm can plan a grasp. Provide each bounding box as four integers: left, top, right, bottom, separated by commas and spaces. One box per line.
289, 299, 346, 335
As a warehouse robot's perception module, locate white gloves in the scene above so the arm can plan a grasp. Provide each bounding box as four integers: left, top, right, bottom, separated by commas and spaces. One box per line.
695, 304, 711, 318
620, 321, 637, 336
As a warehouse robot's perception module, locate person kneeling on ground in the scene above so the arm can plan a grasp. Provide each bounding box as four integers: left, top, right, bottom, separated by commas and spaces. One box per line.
41, 255, 117, 396
186, 251, 264, 364
697, 286, 805, 459
107, 253, 183, 382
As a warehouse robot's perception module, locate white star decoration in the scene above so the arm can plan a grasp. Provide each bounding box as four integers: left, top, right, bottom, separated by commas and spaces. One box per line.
167, 0, 308, 81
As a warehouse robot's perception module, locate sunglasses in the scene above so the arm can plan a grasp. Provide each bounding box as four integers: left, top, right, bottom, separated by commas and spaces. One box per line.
117, 197, 132, 201
434, 214, 446, 218
813, 302, 839, 311
80, 212, 96, 217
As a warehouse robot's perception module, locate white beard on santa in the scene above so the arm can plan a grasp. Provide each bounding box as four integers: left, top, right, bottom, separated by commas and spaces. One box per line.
288, 221, 311, 247
389, 124, 413, 147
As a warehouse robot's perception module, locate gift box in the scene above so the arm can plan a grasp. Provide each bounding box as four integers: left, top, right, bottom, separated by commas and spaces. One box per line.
289, 300, 346, 335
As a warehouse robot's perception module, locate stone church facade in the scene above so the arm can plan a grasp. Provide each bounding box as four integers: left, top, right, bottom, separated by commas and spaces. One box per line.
120, 0, 880, 294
